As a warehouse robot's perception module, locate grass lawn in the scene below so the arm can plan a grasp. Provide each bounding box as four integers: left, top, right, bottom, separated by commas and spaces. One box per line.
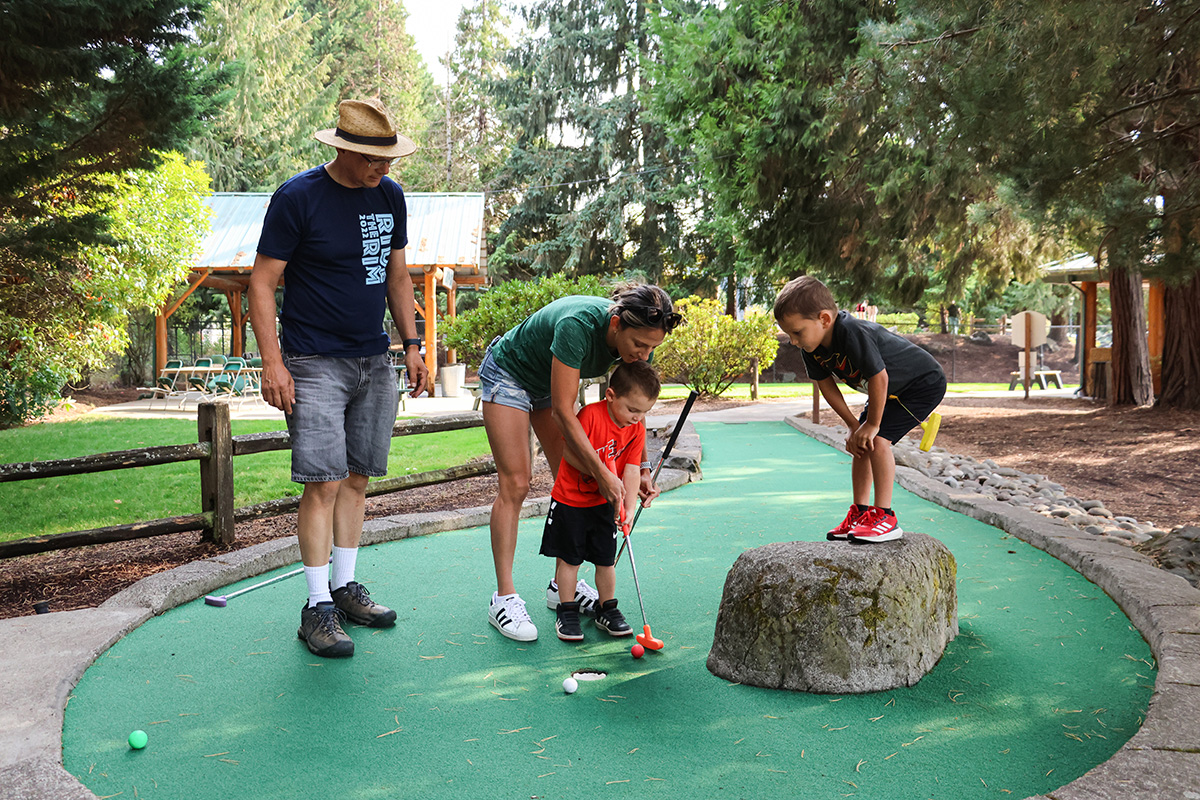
0, 414, 490, 542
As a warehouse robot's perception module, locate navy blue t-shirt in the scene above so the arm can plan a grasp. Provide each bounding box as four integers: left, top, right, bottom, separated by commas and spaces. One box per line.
257, 166, 409, 357
801, 311, 943, 396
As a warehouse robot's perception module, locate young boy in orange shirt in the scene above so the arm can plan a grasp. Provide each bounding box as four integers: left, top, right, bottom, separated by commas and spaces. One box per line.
540, 360, 661, 641
774, 276, 946, 543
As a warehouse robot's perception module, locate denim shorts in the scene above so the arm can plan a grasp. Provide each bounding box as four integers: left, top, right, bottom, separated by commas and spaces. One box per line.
283, 352, 399, 483
478, 339, 551, 412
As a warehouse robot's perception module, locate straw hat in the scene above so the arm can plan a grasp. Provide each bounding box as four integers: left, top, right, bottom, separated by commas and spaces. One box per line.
314, 99, 417, 158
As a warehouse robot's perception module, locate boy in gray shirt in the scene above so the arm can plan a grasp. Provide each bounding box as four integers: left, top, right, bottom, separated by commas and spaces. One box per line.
774, 276, 945, 542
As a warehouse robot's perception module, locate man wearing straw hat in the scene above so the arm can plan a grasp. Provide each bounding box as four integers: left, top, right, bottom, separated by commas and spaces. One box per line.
249, 99, 429, 658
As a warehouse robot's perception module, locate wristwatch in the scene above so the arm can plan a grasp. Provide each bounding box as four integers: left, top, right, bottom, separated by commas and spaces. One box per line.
403, 338, 421, 350
640, 461, 653, 471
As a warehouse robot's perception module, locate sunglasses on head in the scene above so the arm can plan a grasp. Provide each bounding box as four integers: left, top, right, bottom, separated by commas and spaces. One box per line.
628, 305, 684, 332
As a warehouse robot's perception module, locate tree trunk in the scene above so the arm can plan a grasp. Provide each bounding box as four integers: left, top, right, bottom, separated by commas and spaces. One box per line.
1049, 309, 1068, 344
1107, 263, 1154, 406
1159, 273, 1200, 409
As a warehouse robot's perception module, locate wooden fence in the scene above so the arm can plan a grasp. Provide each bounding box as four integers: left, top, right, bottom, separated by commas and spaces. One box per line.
0, 403, 493, 560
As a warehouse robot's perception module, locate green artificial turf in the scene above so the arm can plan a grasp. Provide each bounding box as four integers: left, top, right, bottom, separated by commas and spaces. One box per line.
63, 422, 1153, 800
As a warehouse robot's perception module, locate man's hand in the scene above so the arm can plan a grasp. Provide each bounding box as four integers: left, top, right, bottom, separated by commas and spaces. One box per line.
259, 360, 295, 414
405, 349, 429, 397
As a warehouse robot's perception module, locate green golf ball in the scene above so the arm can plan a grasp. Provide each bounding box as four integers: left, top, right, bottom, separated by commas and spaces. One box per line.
128, 730, 148, 750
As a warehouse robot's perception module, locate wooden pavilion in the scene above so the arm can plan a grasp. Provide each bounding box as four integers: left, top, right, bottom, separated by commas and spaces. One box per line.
1040, 253, 1165, 396
155, 192, 487, 381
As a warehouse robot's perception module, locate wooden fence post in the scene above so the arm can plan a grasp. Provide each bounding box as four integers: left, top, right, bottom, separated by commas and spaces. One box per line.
198, 402, 235, 545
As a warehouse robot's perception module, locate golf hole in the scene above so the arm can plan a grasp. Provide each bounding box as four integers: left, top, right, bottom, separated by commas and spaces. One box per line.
571, 669, 607, 681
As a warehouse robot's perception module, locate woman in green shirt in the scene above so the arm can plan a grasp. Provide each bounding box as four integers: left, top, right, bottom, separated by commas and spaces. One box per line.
480, 284, 680, 641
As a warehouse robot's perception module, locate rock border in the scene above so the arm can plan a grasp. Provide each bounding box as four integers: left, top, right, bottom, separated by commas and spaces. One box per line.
787, 415, 1200, 800
0, 425, 701, 800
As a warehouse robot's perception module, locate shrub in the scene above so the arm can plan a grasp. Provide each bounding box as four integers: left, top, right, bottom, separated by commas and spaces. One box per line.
442, 274, 607, 368
653, 298, 781, 397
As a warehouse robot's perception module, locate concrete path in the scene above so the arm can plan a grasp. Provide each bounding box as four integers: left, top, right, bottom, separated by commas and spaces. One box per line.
3, 395, 1196, 800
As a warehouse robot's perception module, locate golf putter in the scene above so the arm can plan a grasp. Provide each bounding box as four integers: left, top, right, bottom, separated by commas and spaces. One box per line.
203, 553, 334, 607
204, 566, 306, 607
619, 506, 664, 650
615, 390, 699, 566
889, 394, 942, 452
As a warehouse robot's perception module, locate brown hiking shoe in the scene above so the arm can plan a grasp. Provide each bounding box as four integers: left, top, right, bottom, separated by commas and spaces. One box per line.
332, 581, 397, 628
298, 602, 354, 658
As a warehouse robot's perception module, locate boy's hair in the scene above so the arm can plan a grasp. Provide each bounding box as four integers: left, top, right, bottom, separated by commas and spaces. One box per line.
608, 360, 661, 401
773, 275, 838, 320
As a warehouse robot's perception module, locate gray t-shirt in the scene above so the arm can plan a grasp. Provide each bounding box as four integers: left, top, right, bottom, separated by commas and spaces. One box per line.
801, 311, 943, 396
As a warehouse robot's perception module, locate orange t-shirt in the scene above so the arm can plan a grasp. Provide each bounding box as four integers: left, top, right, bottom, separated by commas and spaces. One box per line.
551, 400, 645, 508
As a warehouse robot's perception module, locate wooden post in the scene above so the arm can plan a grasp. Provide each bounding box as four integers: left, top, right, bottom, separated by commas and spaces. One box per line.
750, 357, 759, 400
1023, 312, 1033, 400
1082, 281, 1098, 395
424, 269, 438, 387
198, 402, 235, 545
1148, 278, 1164, 394
811, 380, 820, 425
155, 309, 168, 377
446, 281, 458, 365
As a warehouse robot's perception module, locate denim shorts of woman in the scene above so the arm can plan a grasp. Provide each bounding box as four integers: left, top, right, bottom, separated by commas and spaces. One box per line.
477, 337, 552, 413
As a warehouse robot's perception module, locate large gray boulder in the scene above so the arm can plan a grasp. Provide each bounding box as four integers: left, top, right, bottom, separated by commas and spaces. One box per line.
707, 535, 958, 693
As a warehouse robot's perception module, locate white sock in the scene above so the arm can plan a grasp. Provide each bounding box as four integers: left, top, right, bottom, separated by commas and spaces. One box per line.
305, 564, 332, 607
493, 591, 515, 606
331, 545, 358, 590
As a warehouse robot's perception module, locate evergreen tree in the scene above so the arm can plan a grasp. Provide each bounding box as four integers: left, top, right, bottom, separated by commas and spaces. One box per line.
192, 0, 438, 192
852, 0, 1200, 407
653, 0, 1058, 308
0, 0, 219, 424
190, 0, 335, 191
433, 0, 515, 192
492, 0, 691, 282
304, 0, 436, 147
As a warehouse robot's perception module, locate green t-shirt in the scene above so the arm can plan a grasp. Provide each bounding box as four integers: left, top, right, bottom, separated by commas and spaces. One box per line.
490, 295, 618, 398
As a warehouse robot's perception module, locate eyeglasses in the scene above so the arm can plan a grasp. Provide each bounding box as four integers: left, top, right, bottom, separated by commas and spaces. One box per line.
628, 305, 684, 333
360, 153, 395, 169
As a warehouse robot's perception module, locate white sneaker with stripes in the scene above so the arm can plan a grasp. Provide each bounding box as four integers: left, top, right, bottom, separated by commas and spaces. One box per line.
546, 579, 600, 618
489, 592, 538, 641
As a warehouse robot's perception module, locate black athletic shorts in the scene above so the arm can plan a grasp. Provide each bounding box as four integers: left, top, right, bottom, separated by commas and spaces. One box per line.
539, 499, 619, 567
859, 372, 947, 444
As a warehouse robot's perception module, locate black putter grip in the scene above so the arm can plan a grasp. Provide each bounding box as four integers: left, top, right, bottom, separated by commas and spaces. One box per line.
652, 390, 699, 480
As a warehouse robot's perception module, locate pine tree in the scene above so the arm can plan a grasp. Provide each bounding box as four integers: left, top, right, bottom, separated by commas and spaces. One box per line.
492, 0, 691, 282
190, 0, 336, 191
854, 1, 1200, 407
0, 0, 218, 423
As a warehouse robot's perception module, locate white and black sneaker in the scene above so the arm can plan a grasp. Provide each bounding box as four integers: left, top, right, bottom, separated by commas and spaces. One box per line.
555, 600, 585, 642
489, 592, 538, 642
594, 598, 633, 637
546, 579, 600, 618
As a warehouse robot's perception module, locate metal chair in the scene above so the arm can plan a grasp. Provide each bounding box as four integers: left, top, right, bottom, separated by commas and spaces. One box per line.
136, 359, 184, 409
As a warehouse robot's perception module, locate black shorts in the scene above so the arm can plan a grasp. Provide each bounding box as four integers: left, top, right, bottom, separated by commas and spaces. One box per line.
859, 372, 947, 444
540, 500, 619, 567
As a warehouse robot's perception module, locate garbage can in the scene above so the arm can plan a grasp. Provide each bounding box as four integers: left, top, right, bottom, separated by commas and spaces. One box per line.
440, 363, 466, 397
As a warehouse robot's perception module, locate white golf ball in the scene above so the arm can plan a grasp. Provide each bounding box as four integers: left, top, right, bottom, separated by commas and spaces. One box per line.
562, 677, 578, 694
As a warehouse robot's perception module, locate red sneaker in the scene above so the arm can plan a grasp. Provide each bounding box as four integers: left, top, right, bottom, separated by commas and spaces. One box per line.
849, 507, 904, 543
827, 505, 867, 541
